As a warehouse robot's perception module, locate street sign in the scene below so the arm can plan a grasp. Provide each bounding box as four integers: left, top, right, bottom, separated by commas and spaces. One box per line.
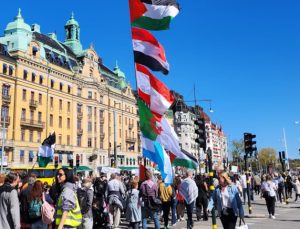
0, 155, 8, 166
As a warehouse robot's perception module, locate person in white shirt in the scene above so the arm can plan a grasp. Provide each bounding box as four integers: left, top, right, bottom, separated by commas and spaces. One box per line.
240, 173, 248, 204
261, 174, 277, 219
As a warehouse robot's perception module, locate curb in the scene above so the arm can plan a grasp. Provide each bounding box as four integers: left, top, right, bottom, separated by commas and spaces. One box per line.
244, 214, 266, 218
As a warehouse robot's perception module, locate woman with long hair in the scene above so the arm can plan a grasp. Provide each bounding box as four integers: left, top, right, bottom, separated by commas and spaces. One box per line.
261, 174, 277, 219
208, 172, 244, 229
27, 180, 47, 229
55, 168, 82, 229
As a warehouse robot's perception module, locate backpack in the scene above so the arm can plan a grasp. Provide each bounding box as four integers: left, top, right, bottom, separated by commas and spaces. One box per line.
77, 188, 89, 214
41, 194, 55, 224
28, 199, 43, 219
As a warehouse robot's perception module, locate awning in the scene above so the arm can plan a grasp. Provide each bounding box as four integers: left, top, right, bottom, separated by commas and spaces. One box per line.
118, 166, 138, 171
29, 151, 34, 159
76, 166, 92, 172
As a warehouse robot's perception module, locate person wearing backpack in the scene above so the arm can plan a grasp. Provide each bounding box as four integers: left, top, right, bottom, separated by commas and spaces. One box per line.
55, 168, 82, 229
28, 180, 53, 229
0, 172, 21, 229
78, 178, 94, 229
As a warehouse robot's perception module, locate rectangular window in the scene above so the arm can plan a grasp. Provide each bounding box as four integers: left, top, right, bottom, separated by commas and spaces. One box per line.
77, 88, 82, 97
77, 119, 81, 129
67, 102, 71, 112
9, 66, 13, 76
59, 99, 62, 111
59, 116, 62, 128
32, 73, 36, 82
88, 91, 92, 99
23, 70, 28, 80
50, 80, 54, 88
22, 89, 26, 101
29, 130, 33, 142
37, 131, 41, 143
38, 112, 42, 122
59, 83, 63, 91
68, 85, 71, 94
87, 106, 92, 117
88, 138, 92, 147
31, 91, 34, 100
3, 64, 7, 74
39, 75, 43, 84
100, 95, 103, 104
50, 97, 53, 108
100, 140, 103, 149
77, 135, 81, 147
21, 109, 26, 120
67, 118, 70, 129
77, 103, 82, 113
38, 93, 42, 104
21, 129, 25, 141
59, 135, 62, 144
88, 121, 92, 132
50, 114, 53, 126
67, 135, 70, 145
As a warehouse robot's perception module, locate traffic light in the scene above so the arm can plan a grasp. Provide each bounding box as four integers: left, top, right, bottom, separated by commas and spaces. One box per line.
76, 154, 80, 167
54, 155, 59, 168
195, 118, 207, 150
244, 132, 257, 156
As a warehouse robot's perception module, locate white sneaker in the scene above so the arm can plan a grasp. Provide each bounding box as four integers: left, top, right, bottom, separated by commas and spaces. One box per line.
269, 214, 272, 219
271, 215, 276, 219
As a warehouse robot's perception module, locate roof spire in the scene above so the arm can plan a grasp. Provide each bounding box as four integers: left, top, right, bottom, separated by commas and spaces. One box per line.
115, 60, 119, 68
16, 8, 22, 19
71, 11, 74, 19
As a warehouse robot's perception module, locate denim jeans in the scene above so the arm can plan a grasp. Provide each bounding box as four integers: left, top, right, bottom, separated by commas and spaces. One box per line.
171, 198, 177, 224
30, 219, 47, 229
185, 201, 195, 229
142, 206, 160, 229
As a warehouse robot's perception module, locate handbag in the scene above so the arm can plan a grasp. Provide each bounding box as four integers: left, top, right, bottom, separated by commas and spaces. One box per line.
144, 184, 161, 210
236, 218, 249, 229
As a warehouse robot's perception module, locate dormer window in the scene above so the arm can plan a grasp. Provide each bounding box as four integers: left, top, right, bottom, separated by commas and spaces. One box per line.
32, 46, 38, 56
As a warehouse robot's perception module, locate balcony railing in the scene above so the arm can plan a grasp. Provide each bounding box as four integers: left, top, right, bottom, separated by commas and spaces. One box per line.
2, 94, 11, 104
77, 111, 83, 119
77, 128, 83, 135
100, 132, 105, 139
20, 119, 44, 129
29, 99, 38, 109
126, 137, 136, 143
0, 116, 10, 126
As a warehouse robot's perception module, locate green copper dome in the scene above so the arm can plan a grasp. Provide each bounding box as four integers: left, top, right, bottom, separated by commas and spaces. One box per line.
113, 61, 125, 79
65, 12, 79, 27
5, 8, 31, 33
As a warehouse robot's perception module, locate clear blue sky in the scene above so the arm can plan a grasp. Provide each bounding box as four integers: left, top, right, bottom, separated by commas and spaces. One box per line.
1, 1, 300, 159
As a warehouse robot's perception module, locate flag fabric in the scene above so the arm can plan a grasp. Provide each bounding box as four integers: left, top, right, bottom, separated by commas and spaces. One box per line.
38, 132, 56, 167
142, 136, 173, 185
137, 98, 162, 140
131, 0, 180, 31
129, 0, 147, 22
156, 117, 198, 169
132, 27, 169, 75
136, 64, 174, 115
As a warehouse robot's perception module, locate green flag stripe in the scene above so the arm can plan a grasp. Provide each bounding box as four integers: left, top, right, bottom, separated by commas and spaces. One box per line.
172, 158, 197, 170
132, 16, 174, 31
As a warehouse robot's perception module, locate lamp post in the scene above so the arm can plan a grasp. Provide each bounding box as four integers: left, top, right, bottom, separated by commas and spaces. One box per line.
113, 102, 121, 168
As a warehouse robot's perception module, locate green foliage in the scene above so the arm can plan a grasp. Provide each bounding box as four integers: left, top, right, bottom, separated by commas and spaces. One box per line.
257, 148, 277, 167
231, 139, 244, 160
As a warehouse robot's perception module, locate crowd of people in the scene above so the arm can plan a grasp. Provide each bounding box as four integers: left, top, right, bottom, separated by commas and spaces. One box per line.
0, 168, 300, 229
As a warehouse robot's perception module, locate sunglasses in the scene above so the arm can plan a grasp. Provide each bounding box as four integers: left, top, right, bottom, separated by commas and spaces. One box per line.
57, 173, 65, 177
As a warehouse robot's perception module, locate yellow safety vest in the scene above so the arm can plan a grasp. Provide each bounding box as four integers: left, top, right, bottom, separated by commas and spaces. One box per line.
55, 188, 82, 227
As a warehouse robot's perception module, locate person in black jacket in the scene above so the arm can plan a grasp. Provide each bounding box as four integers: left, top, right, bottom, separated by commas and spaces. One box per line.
195, 175, 208, 221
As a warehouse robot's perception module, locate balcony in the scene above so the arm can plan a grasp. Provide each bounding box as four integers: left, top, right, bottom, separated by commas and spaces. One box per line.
77, 128, 83, 135
2, 94, 11, 104
128, 123, 134, 130
0, 116, 10, 127
77, 111, 83, 119
29, 99, 38, 109
100, 132, 105, 139
126, 137, 136, 143
20, 119, 44, 129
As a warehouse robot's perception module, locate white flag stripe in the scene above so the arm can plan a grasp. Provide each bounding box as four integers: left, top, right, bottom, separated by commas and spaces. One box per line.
144, 4, 179, 19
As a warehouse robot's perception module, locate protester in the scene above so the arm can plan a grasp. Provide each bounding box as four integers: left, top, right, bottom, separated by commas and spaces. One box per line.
55, 168, 82, 229
107, 173, 125, 228
179, 169, 198, 229
126, 180, 141, 229
261, 174, 277, 219
140, 170, 160, 229
158, 175, 173, 229
208, 172, 244, 229
254, 173, 261, 195
195, 175, 208, 221
0, 172, 21, 229
78, 178, 94, 229
170, 177, 178, 226
175, 176, 185, 222
277, 173, 285, 203
293, 176, 300, 201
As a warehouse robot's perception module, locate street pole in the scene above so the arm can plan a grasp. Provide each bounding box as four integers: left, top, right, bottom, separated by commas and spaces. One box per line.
244, 154, 252, 214
113, 110, 117, 168
283, 128, 290, 170
1, 116, 6, 174
207, 148, 217, 229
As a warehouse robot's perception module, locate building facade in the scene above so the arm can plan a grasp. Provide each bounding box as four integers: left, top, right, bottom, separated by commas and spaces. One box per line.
0, 10, 140, 170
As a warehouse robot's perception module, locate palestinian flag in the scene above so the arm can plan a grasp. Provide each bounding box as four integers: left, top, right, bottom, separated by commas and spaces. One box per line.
132, 27, 169, 75
169, 149, 198, 170
136, 64, 174, 115
38, 131, 56, 167
130, 0, 180, 30
137, 99, 162, 140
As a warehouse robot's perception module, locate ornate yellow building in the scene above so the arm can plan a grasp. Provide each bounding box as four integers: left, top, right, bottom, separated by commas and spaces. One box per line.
0, 10, 140, 171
